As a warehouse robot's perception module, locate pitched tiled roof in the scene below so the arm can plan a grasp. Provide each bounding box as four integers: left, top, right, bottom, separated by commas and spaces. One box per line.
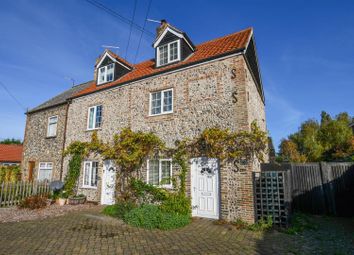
28, 81, 94, 113
96, 49, 133, 69
0, 144, 23, 163
75, 27, 253, 98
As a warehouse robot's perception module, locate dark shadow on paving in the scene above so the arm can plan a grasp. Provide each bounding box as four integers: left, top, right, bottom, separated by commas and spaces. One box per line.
255, 215, 354, 255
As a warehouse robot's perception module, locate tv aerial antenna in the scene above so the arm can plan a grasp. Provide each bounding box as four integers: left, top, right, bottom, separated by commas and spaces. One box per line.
102, 45, 120, 54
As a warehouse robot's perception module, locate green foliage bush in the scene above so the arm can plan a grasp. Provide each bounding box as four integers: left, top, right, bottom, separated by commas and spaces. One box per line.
124, 204, 190, 230
130, 178, 168, 202
103, 201, 136, 219
63, 153, 82, 196
158, 211, 191, 230
18, 195, 48, 210
0, 165, 21, 183
160, 193, 191, 215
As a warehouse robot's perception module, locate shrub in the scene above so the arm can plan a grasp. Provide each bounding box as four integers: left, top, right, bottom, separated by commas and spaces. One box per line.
158, 211, 190, 230
124, 204, 161, 229
124, 204, 190, 230
18, 195, 48, 210
103, 201, 136, 219
159, 193, 191, 215
0, 165, 21, 183
130, 178, 168, 203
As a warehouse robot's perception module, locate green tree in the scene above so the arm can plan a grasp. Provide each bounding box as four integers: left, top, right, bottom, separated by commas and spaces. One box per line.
278, 111, 353, 162
278, 139, 307, 162
0, 138, 22, 144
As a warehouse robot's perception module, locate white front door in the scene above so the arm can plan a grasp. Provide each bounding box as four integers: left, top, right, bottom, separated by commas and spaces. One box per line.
191, 157, 219, 219
101, 160, 117, 205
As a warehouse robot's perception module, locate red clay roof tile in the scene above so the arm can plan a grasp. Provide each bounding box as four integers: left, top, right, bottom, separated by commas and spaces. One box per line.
0, 144, 23, 163
75, 27, 252, 98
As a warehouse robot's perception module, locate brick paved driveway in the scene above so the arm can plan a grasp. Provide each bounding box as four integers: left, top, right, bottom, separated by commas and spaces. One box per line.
0, 207, 353, 255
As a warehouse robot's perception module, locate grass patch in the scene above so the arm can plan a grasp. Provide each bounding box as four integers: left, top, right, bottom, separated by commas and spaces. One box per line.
285, 213, 318, 235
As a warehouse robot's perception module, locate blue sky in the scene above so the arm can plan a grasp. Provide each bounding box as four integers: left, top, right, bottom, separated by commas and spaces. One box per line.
0, 0, 353, 150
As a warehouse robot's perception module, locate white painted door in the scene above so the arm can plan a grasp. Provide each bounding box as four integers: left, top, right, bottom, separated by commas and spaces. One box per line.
191, 157, 219, 219
101, 160, 117, 205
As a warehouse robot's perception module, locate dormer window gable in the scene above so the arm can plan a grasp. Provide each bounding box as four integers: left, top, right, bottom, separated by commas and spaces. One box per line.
95, 50, 133, 86
153, 21, 195, 68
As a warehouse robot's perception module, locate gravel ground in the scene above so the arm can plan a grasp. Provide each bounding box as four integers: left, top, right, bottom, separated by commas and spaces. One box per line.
0, 203, 101, 223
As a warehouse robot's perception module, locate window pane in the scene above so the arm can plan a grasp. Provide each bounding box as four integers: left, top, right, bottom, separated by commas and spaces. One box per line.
151, 92, 161, 115
95, 105, 102, 128
49, 116, 57, 124
88, 108, 95, 129
161, 161, 171, 185
91, 162, 98, 187
159, 45, 168, 65
48, 116, 58, 136
163, 90, 172, 112
149, 160, 159, 185
169, 42, 178, 61
38, 162, 53, 181
99, 67, 106, 83
106, 64, 114, 82
84, 162, 90, 186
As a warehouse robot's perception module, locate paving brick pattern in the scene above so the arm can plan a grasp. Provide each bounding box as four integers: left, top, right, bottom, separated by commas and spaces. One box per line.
0, 208, 353, 255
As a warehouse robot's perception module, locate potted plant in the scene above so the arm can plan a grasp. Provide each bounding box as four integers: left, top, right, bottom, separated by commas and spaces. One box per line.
57, 190, 69, 206
68, 194, 86, 205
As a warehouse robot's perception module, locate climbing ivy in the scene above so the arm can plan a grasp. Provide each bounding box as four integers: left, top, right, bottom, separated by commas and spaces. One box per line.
63, 153, 82, 196
64, 123, 267, 208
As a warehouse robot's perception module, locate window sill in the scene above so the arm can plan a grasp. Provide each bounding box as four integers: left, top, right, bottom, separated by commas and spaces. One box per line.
81, 186, 97, 190
97, 80, 114, 86
45, 136, 57, 139
86, 128, 102, 132
149, 111, 173, 117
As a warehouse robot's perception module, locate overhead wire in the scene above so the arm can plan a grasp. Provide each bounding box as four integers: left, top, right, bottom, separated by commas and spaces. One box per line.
125, 0, 138, 60
0, 81, 26, 111
85, 0, 154, 38
133, 0, 152, 64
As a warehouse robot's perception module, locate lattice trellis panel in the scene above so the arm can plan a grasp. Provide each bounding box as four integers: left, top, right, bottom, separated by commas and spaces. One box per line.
253, 171, 290, 226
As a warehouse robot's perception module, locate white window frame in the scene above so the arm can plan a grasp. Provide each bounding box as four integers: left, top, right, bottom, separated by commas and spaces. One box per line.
156, 40, 180, 67
87, 105, 103, 130
47, 115, 58, 137
38, 162, 53, 181
146, 159, 173, 189
97, 63, 115, 85
149, 88, 173, 116
82, 161, 98, 189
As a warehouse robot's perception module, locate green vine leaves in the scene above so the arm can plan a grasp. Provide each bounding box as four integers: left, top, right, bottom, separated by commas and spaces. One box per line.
63, 123, 267, 195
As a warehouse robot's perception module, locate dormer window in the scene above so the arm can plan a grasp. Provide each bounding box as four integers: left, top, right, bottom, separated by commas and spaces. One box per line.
157, 40, 180, 67
95, 50, 133, 85
153, 21, 195, 68
98, 63, 115, 85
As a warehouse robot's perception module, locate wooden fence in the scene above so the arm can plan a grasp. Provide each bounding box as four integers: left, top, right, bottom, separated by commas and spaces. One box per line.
255, 162, 354, 223
0, 180, 50, 207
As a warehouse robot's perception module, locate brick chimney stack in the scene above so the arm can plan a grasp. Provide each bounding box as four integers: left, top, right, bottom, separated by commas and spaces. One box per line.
156, 19, 168, 38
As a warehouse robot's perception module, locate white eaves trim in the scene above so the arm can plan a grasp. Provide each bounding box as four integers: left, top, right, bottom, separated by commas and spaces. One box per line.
243, 28, 254, 54
96, 51, 132, 71
153, 27, 194, 51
